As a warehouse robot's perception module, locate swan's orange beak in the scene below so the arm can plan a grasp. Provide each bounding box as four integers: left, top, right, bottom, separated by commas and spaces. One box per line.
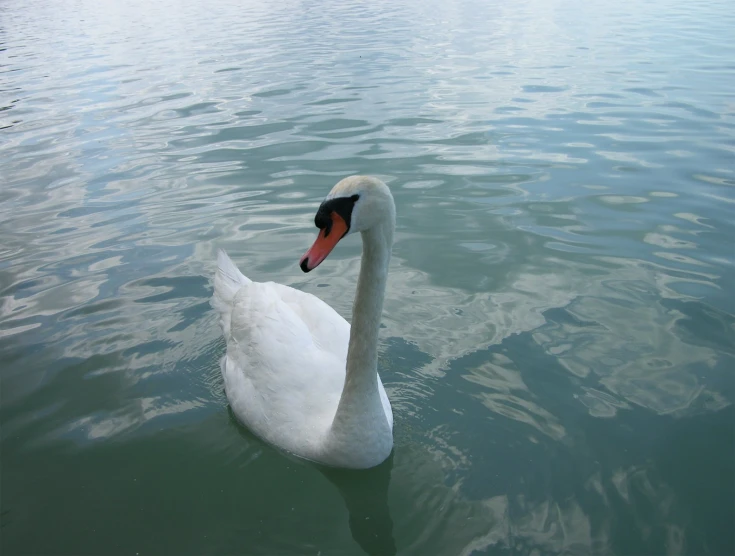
300, 212, 349, 273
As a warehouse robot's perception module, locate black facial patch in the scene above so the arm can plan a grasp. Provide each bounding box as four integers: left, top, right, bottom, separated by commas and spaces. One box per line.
314, 194, 360, 238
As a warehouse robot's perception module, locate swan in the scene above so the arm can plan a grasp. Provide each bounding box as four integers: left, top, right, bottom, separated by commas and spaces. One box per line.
212, 176, 395, 469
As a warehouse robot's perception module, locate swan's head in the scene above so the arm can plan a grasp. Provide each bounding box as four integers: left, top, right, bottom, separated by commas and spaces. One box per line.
300, 176, 395, 273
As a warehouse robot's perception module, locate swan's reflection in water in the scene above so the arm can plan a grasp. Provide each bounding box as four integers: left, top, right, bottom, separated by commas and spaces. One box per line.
321, 455, 396, 556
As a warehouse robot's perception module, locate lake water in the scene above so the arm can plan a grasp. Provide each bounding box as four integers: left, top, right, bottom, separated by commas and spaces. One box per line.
1, 0, 734, 554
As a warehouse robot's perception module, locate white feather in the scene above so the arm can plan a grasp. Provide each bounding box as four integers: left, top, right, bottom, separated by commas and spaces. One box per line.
212, 249, 250, 338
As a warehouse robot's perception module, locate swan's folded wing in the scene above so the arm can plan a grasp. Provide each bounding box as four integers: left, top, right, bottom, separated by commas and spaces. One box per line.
228, 281, 346, 389
225, 282, 346, 445
266, 283, 393, 430
264, 281, 351, 362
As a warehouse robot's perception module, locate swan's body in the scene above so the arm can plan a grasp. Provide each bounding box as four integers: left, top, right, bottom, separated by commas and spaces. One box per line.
212, 176, 395, 469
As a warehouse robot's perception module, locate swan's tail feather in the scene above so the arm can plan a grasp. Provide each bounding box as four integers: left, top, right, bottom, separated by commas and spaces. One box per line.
212, 249, 250, 337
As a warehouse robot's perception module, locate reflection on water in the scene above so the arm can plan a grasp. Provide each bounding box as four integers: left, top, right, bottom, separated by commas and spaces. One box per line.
1, 0, 734, 553
323, 457, 397, 556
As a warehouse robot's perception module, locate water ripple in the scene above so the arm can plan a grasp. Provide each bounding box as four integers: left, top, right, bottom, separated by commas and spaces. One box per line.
1, 0, 734, 553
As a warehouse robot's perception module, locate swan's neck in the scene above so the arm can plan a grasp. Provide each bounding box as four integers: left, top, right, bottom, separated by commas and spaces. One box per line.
329, 224, 393, 445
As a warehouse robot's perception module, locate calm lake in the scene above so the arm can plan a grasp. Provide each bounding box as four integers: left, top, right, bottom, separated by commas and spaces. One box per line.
1, 0, 734, 554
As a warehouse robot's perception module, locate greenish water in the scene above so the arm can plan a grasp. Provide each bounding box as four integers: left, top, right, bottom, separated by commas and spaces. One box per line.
1, 0, 734, 554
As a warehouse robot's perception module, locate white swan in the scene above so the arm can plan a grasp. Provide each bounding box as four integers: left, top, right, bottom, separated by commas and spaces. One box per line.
212, 176, 395, 469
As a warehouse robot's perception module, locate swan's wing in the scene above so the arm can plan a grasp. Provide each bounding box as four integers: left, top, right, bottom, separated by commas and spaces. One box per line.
260, 283, 394, 430
264, 282, 350, 361
227, 280, 349, 393
224, 281, 347, 447
271, 284, 393, 429
213, 249, 349, 361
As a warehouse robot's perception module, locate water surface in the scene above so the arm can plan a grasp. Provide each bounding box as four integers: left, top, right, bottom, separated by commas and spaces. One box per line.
1, 0, 734, 554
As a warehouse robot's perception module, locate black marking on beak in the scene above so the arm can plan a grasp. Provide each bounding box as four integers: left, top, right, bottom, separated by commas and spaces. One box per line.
314, 194, 360, 237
